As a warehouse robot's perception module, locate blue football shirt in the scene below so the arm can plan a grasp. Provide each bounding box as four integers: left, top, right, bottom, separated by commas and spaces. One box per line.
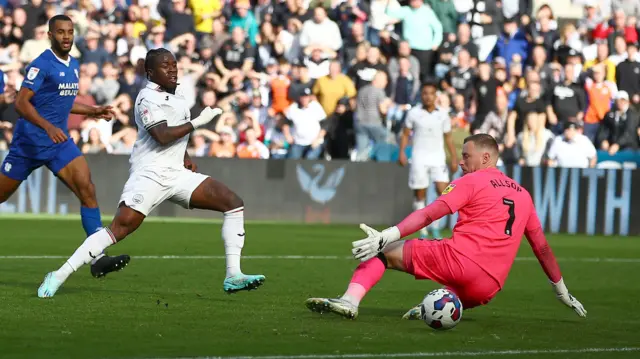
13, 49, 80, 149
0, 69, 5, 95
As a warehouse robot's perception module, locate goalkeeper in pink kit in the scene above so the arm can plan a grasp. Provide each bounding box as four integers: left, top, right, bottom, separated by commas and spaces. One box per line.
306, 134, 587, 320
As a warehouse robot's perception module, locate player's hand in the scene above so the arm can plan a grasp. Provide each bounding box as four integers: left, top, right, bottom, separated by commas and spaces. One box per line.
352, 224, 384, 262
93, 106, 116, 119
552, 278, 587, 318
448, 159, 459, 174
351, 224, 401, 262
191, 107, 223, 129
46, 126, 68, 144
398, 152, 408, 167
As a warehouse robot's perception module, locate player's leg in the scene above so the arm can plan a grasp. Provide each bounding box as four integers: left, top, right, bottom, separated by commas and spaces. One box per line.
305, 241, 408, 319
48, 142, 130, 277
0, 149, 38, 204
171, 172, 265, 293
408, 164, 429, 238
38, 204, 146, 298
38, 172, 162, 298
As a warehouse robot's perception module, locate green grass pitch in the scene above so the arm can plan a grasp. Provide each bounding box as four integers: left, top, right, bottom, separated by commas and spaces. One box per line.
0, 216, 639, 359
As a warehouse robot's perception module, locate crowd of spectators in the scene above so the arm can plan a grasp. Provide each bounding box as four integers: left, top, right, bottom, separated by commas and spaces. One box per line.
0, 0, 640, 167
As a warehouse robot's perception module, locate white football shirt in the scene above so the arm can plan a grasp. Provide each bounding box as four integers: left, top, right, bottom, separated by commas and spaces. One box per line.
404, 105, 451, 166
131, 81, 191, 173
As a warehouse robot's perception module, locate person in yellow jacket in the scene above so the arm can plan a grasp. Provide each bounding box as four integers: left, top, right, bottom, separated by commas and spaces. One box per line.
189, 0, 222, 37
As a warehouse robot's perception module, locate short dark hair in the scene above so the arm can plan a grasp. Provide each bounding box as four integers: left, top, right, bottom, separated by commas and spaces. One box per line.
421, 77, 438, 90
48, 14, 73, 32
144, 48, 173, 75
464, 133, 499, 155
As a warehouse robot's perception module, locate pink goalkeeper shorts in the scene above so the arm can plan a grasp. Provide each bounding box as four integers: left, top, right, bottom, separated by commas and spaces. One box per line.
403, 239, 501, 309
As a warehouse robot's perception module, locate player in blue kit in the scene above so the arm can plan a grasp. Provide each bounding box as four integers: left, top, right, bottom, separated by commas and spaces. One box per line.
0, 15, 130, 277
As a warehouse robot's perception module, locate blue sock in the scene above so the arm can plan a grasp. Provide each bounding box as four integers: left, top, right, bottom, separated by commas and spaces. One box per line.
80, 206, 103, 236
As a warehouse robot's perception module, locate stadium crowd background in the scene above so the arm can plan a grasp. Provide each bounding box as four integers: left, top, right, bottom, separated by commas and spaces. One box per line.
0, 0, 639, 167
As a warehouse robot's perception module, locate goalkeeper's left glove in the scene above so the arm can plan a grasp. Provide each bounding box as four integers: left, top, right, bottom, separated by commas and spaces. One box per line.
551, 278, 587, 318
351, 224, 401, 262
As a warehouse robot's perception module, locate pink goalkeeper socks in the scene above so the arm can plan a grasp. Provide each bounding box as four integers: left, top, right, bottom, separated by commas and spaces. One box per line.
341, 257, 386, 306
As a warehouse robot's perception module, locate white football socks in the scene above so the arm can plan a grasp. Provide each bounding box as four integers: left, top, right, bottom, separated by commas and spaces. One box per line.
54, 228, 115, 282
222, 207, 245, 278
413, 199, 427, 235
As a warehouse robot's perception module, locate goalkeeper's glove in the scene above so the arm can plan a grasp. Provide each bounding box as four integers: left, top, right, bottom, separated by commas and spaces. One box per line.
351, 224, 401, 262
191, 107, 223, 129
551, 278, 587, 318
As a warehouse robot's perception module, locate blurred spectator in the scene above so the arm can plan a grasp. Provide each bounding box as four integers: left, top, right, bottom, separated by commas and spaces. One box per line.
442, 48, 474, 106
547, 121, 597, 168
215, 27, 255, 76
584, 63, 617, 142
354, 71, 391, 160
506, 78, 545, 150
387, 57, 419, 133
324, 97, 354, 160
584, 42, 616, 83
299, 6, 342, 59
546, 63, 587, 134
368, 0, 400, 47
427, 0, 458, 36
313, 60, 357, 116
471, 62, 497, 132
476, 87, 509, 145
517, 113, 554, 167
190, 0, 222, 39
237, 127, 270, 159
597, 91, 640, 155
210, 125, 237, 158
466, 0, 499, 62
348, 47, 388, 91
69, 75, 97, 130
615, 42, 640, 105
388, 41, 420, 84
385, 0, 443, 79
81, 127, 108, 154
492, 17, 529, 70
283, 87, 327, 159
230, 0, 260, 47
453, 23, 479, 67
165, 0, 195, 40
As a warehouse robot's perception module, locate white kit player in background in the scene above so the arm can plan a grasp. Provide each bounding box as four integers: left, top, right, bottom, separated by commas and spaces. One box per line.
37, 49, 266, 298
398, 80, 458, 239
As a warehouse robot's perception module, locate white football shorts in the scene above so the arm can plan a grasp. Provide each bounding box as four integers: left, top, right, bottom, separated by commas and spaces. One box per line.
119, 167, 209, 216
408, 164, 449, 190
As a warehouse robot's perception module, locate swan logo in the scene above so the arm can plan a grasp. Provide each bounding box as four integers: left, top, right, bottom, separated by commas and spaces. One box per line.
296, 164, 346, 204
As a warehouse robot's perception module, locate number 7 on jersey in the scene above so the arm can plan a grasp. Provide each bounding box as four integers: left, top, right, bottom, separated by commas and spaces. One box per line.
502, 198, 515, 236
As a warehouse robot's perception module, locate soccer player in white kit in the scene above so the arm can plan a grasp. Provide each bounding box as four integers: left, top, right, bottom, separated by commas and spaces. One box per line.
398, 80, 458, 239
37, 49, 265, 298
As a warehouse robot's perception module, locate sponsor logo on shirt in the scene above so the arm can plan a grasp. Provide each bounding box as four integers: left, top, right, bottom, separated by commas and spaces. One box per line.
442, 183, 456, 195
27, 67, 40, 80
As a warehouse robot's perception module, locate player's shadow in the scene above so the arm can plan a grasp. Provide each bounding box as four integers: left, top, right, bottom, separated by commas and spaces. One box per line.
0, 280, 226, 303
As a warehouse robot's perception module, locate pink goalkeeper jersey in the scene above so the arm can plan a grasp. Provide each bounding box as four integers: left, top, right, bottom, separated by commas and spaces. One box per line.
439, 167, 537, 287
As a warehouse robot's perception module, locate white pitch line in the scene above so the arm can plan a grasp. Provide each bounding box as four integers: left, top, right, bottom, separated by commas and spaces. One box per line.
151, 347, 640, 359
0, 255, 638, 263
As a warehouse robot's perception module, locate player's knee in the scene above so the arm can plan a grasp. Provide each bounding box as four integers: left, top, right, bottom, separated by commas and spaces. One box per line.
78, 181, 98, 205
226, 192, 244, 211
382, 242, 406, 270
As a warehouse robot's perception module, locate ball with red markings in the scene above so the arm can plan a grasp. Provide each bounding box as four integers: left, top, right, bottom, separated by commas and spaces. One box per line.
420, 289, 463, 330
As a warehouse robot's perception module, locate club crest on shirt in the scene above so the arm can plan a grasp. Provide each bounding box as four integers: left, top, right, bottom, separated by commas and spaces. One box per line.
442, 184, 456, 195
141, 109, 151, 125
27, 67, 40, 80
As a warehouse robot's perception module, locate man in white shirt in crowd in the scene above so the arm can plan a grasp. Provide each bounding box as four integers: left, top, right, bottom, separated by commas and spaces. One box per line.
284, 87, 327, 159
37, 49, 266, 298
547, 121, 597, 168
398, 80, 458, 239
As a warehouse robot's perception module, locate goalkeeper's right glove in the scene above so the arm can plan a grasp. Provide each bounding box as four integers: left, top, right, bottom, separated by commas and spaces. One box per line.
551, 278, 587, 318
191, 107, 223, 129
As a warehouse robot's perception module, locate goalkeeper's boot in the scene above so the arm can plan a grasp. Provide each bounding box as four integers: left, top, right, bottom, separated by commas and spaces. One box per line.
223, 274, 266, 294
37, 272, 63, 298
402, 303, 423, 320
305, 298, 358, 319
90, 254, 131, 278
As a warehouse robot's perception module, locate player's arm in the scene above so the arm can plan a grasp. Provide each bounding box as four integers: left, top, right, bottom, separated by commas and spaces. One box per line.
524, 210, 587, 317
15, 87, 67, 143
398, 126, 411, 166
70, 102, 115, 119
140, 99, 221, 146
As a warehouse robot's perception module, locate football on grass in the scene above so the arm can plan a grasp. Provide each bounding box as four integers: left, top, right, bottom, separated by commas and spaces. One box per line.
420, 289, 463, 330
